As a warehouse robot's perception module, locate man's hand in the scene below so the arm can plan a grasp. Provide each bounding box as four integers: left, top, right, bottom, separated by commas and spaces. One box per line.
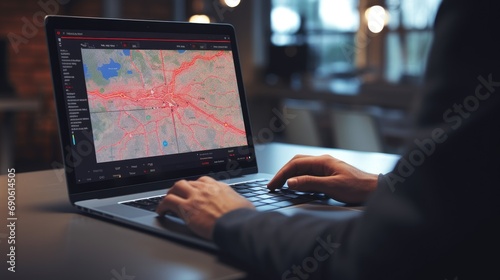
156, 176, 255, 240
267, 154, 379, 204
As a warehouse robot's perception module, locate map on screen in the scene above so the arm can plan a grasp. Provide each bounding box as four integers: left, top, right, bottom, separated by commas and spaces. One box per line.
81, 49, 247, 163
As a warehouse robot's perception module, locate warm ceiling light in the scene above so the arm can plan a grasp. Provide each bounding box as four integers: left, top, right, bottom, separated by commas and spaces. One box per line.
222, 0, 241, 8
365, 5, 389, 33
189, 14, 211, 23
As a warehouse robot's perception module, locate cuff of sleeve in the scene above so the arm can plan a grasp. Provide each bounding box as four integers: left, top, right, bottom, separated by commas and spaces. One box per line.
376, 173, 392, 192
377, 173, 384, 186
213, 208, 259, 249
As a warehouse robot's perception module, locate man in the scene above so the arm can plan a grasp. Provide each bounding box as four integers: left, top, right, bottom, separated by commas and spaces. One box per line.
157, 0, 500, 278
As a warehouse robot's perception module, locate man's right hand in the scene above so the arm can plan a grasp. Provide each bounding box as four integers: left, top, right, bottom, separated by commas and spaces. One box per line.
267, 154, 379, 204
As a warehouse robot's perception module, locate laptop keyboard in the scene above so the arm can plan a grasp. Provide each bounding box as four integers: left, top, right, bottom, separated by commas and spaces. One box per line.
229, 179, 326, 211
120, 179, 327, 214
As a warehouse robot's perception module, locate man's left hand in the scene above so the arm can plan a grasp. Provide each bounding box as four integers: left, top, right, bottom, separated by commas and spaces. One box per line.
156, 176, 255, 240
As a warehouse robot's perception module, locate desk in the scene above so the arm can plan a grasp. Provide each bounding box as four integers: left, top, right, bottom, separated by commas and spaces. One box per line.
0, 143, 399, 280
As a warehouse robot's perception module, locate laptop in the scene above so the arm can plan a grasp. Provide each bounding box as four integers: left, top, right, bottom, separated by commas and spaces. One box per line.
45, 15, 329, 250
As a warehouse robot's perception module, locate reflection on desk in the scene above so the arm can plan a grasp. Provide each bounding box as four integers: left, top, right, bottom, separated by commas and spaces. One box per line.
256, 142, 399, 175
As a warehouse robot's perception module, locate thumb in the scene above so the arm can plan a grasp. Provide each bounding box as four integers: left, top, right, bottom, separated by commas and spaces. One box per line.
287, 175, 334, 193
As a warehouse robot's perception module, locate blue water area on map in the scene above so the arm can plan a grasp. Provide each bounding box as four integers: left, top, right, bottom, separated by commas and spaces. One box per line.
127, 70, 133, 74
178, 50, 186, 54
123, 49, 131, 56
98, 59, 121, 80
83, 64, 91, 79
163, 141, 168, 147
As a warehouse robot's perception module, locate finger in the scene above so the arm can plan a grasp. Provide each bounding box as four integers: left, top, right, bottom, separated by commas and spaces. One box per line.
286, 175, 335, 193
267, 156, 328, 190
266, 155, 311, 190
167, 179, 196, 198
156, 193, 186, 216
197, 176, 218, 184
185, 180, 215, 191
188, 180, 232, 198
195, 176, 232, 191
289, 154, 311, 160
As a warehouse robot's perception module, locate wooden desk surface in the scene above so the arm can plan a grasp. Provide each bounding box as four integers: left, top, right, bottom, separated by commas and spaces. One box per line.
0, 143, 399, 280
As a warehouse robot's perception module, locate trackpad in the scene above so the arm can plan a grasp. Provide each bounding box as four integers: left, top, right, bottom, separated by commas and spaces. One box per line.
96, 204, 152, 218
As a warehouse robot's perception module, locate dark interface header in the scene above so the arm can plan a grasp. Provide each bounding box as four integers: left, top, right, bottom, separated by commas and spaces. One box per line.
55, 29, 232, 51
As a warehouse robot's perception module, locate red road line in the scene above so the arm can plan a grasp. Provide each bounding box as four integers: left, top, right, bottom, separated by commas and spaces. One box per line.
129, 50, 146, 88
170, 108, 180, 153
160, 50, 167, 85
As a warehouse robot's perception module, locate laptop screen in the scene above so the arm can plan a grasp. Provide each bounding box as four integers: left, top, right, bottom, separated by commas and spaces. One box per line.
47, 18, 256, 194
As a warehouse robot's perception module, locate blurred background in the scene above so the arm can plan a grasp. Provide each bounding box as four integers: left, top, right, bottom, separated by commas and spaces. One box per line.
0, 0, 441, 174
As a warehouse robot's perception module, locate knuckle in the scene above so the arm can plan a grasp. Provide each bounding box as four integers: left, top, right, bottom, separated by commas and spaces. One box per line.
175, 179, 189, 187
199, 176, 214, 182
292, 154, 307, 160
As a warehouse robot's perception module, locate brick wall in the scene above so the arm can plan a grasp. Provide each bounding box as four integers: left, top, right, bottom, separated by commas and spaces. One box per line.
0, 0, 172, 172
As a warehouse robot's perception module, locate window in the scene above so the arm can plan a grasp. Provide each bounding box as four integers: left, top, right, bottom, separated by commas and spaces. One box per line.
385, 0, 441, 83
270, 0, 359, 74
268, 0, 442, 90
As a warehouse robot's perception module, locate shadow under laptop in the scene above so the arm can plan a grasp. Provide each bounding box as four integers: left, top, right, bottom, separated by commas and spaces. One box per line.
29, 199, 78, 213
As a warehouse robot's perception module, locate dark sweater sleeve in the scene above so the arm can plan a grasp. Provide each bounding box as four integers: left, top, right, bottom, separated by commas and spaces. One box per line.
214, 0, 500, 279
212, 173, 424, 280
213, 173, 392, 278
214, 207, 362, 279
